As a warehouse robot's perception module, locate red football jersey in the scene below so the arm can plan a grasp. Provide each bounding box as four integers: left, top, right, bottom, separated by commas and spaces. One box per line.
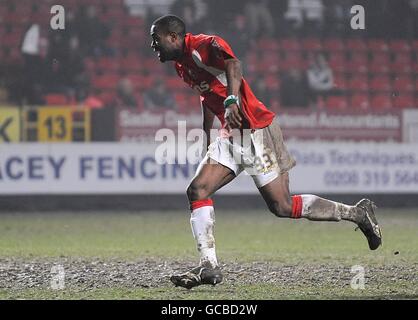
174, 33, 275, 129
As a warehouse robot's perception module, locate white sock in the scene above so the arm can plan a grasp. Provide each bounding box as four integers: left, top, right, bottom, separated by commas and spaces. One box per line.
190, 205, 218, 268
297, 194, 359, 222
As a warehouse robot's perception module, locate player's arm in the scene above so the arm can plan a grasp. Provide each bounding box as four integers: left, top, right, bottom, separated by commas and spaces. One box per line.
202, 103, 215, 150
224, 58, 243, 129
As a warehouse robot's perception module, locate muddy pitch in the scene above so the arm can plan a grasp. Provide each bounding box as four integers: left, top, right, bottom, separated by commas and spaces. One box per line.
1, 258, 417, 295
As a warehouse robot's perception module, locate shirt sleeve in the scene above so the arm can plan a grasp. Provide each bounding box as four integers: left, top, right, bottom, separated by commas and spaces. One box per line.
199, 36, 237, 71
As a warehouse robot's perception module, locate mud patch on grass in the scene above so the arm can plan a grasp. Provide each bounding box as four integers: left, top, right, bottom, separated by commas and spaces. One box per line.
1, 257, 417, 299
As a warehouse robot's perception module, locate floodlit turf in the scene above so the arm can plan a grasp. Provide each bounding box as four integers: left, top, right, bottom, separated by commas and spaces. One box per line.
0, 209, 417, 299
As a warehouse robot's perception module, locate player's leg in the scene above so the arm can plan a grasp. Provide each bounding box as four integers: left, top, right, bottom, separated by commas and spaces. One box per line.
251, 119, 381, 250
256, 172, 382, 250
170, 157, 236, 289
187, 158, 236, 268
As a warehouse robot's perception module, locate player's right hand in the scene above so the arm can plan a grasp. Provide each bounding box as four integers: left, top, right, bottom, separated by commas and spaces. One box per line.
224, 103, 242, 129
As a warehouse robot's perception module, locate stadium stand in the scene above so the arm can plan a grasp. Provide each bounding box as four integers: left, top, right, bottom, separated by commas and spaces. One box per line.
0, 0, 416, 118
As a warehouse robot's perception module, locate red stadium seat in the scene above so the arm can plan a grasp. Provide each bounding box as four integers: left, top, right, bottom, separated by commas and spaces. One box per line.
302, 38, 322, 52
258, 52, 280, 73
371, 52, 390, 64
346, 38, 367, 52
128, 75, 153, 90
323, 39, 345, 52
125, 28, 146, 41
393, 52, 412, 63
120, 37, 142, 49
390, 53, 413, 74
390, 62, 418, 74
333, 74, 347, 91
188, 95, 199, 109
348, 75, 369, 92
122, 16, 145, 28
97, 92, 116, 106
1, 33, 22, 47
264, 75, 281, 91
370, 94, 392, 109
279, 39, 301, 51
392, 95, 414, 109
280, 52, 305, 71
370, 76, 392, 92
44, 94, 69, 106
120, 57, 143, 74
97, 57, 120, 72
389, 40, 411, 53
392, 76, 414, 93
2, 12, 29, 25
258, 38, 280, 51
101, 10, 126, 23
351, 94, 370, 110
92, 74, 121, 90
15, 4, 33, 14
166, 76, 186, 90
346, 53, 368, 73
177, 95, 198, 113
30, 12, 48, 24
368, 39, 389, 52
142, 58, 165, 74
245, 52, 258, 72
369, 53, 390, 73
106, 37, 122, 50
328, 53, 347, 73
326, 96, 348, 110
174, 93, 189, 112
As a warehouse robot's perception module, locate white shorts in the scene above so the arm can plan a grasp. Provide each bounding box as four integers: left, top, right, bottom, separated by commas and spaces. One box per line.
199, 121, 296, 188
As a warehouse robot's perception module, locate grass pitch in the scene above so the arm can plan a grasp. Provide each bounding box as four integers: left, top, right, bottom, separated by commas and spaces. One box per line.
0, 209, 417, 299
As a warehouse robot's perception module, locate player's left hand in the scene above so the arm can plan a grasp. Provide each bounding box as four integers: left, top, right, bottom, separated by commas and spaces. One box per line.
224, 103, 242, 129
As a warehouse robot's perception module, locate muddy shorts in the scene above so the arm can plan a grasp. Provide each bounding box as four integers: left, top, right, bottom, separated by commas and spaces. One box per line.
203, 118, 296, 188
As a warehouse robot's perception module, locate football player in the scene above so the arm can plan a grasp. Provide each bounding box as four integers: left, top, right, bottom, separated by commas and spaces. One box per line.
149, 15, 382, 289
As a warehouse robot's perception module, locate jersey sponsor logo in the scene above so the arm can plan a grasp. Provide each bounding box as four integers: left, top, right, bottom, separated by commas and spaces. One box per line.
193, 81, 211, 94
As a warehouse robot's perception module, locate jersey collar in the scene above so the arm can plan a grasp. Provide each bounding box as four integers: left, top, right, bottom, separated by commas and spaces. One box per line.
180, 33, 192, 60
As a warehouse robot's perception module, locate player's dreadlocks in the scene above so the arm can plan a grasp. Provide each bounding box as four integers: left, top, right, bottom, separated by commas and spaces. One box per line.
152, 15, 186, 37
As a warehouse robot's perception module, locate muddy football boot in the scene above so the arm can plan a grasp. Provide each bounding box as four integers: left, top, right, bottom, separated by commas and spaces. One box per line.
355, 199, 382, 250
170, 264, 223, 289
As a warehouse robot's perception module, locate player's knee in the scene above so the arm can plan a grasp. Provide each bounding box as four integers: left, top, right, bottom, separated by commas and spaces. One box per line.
268, 201, 292, 218
187, 182, 210, 201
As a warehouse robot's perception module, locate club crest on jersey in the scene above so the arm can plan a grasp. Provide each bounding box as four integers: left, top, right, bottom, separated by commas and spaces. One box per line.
211, 39, 223, 59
